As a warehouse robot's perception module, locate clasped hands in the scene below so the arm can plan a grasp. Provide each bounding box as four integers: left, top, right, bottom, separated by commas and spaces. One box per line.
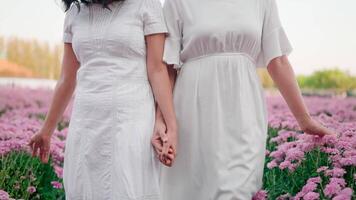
151, 116, 178, 167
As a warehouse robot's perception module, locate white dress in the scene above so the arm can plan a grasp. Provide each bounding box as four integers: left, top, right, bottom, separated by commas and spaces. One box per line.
161, 0, 293, 199
61, 0, 167, 199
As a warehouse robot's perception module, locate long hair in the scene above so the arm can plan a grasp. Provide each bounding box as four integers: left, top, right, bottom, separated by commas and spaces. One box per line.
62, 0, 125, 11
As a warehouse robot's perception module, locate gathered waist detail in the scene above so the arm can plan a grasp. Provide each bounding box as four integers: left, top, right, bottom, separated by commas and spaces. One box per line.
183, 52, 257, 65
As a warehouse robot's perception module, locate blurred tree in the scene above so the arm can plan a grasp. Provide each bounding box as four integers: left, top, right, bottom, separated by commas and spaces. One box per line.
297, 68, 356, 91
257, 68, 275, 88
3, 36, 62, 79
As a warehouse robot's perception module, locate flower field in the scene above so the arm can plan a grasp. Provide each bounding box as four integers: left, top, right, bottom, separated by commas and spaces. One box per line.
0, 86, 355, 200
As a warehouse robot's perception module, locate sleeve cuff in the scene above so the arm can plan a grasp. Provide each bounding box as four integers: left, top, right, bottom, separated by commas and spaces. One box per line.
63, 32, 72, 43
257, 27, 293, 68
163, 37, 181, 69
144, 24, 168, 36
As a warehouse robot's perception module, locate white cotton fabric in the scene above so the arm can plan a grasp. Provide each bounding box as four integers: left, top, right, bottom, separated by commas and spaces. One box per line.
61, 0, 167, 199
160, 0, 292, 199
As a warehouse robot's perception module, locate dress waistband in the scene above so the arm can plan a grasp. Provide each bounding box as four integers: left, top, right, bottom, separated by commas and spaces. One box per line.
183, 52, 257, 65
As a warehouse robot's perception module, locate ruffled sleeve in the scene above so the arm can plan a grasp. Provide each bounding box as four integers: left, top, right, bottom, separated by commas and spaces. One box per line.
141, 0, 168, 36
162, 0, 183, 69
62, 3, 76, 43
256, 0, 293, 68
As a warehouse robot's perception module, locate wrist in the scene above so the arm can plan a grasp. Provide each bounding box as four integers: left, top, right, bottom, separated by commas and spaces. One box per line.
155, 112, 164, 120
41, 124, 55, 137
166, 121, 178, 133
295, 112, 312, 125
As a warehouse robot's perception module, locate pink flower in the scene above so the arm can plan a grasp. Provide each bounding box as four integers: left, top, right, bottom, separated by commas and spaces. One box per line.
267, 160, 278, 169
339, 157, 353, 166
252, 190, 268, 200
285, 147, 304, 161
54, 165, 63, 179
301, 182, 318, 194
322, 134, 338, 145
329, 178, 346, 188
51, 181, 63, 189
0, 190, 10, 200
303, 192, 320, 200
324, 182, 342, 198
325, 168, 346, 177
276, 193, 291, 200
332, 188, 353, 200
279, 160, 292, 170
317, 166, 328, 173
307, 177, 321, 184
265, 150, 270, 156
26, 186, 36, 194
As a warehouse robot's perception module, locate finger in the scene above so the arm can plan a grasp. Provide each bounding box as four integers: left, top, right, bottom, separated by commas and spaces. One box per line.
165, 159, 172, 166
40, 146, 45, 162
162, 142, 170, 157
152, 140, 163, 153
168, 148, 173, 153
164, 156, 173, 167
41, 146, 50, 163
41, 151, 48, 163
154, 146, 162, 155
162, 153, 174, 167
152, 140, 163, 151
159, 154, 166, 164
154, 147, 162, 158
32, 143, 39, 157
166, 152, 175, 160
158, 131, 168, 143
170, 145, 177, 154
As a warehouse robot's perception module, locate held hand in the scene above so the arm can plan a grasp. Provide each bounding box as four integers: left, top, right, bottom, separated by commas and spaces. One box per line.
28, 130, 52, 163
297, 114, 337, 137
151, 118, 175, 166
161, 128, 178, 167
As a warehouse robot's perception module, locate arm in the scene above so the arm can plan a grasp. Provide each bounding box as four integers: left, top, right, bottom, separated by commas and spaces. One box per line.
42, 44, 79, 135
145, 33, 178, 160
151, 65, 177, 166
29, 43, 80, 163
267, 56, 336, 136
155, 65, 177, 121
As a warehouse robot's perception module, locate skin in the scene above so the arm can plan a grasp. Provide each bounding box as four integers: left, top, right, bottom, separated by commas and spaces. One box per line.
151, 64, 178, 166
28, 33, 178, 167
154, 55, 337, 165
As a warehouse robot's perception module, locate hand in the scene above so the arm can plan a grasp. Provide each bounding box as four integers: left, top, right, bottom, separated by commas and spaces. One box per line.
161, 127, 178, 167
296, 113, 337, 137
151, 117, 175, 166
28, 130, 52, 163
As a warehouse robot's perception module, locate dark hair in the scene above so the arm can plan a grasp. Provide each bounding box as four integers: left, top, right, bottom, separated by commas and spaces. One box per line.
62, 0, 125, 11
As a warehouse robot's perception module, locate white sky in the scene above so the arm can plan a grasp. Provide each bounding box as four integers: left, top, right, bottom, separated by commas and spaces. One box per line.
0, 0, 355, 75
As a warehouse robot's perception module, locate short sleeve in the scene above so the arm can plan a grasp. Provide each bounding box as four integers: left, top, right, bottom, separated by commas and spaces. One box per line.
62, 4, 76, 43
141, 0, 168, 36
256, 0, 293, 68
162, 0, 183, 69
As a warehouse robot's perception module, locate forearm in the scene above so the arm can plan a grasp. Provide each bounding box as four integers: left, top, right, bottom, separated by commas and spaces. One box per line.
148, 65, 177, 131
155, 65, 177, 121
42, 78, 76, 135
267, 56, 311, 123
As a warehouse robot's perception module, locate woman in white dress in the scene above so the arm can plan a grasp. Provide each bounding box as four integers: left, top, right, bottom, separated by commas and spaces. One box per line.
28, 0, 177, 199
153, 0, 336, 199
